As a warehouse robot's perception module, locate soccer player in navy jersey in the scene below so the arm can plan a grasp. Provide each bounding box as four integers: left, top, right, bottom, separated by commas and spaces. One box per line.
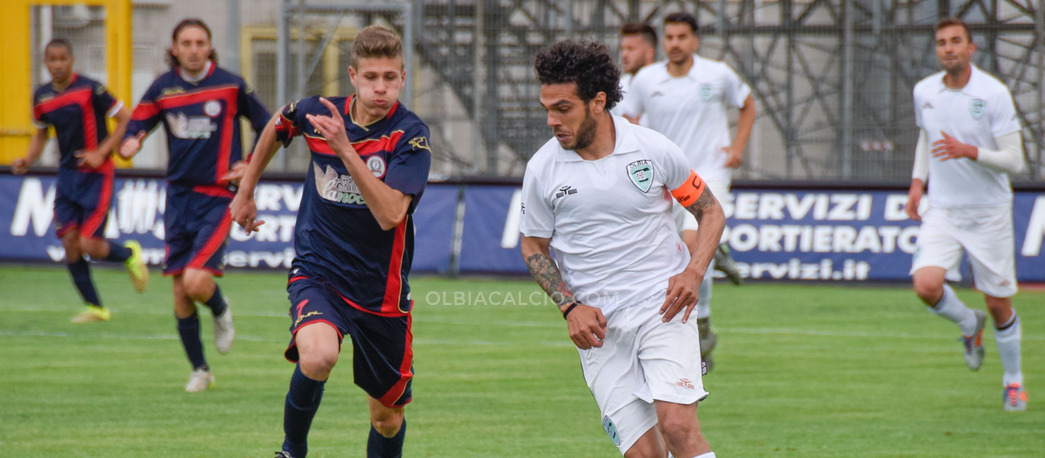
118, 18, 270, 392
229, 24, 431, 458
13, 38, 149, 324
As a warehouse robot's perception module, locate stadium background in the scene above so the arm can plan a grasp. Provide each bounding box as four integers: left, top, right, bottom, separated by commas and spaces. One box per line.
1, 2, 1044, 456
1, 0, 1042, 280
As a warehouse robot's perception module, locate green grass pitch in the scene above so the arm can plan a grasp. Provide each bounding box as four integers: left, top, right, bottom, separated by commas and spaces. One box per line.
1, 266, 1042, 456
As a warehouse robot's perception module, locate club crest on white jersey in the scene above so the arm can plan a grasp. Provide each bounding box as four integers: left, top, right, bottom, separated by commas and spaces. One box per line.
627, 159, 654, 192
970, 98, 986, 119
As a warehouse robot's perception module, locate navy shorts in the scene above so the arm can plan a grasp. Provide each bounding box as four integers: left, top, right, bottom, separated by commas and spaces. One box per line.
285, 275, 413, 407
164, 184, 234, 276
53, 163, 114, 239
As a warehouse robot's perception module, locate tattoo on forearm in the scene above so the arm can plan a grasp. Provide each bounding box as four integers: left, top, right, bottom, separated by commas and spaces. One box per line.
524, 253, 575, 306
685, 188, 717, 222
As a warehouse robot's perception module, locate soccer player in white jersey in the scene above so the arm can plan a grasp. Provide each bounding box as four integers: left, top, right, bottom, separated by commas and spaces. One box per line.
619, 11, 756, 371
610, 22, 656, 121
907, 18, 1027, 411
521, 39, 725, 457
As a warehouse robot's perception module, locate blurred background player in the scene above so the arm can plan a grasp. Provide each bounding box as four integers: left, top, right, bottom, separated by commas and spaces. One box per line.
610, 22, 656, 120
229, 24, 432, 458
118, 18, 270, 392
522, 39, 724, 458
13, 38, 148, 323
906, 18, 1027, 411
619, 11, 756, 371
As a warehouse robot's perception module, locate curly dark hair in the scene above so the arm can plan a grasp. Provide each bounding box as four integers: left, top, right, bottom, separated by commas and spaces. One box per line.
534, 39, 622, 111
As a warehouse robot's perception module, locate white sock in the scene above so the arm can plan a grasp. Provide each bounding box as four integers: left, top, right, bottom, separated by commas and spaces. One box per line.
695, 267, 713, 319
694, 452, 716, 458
995, 312, 1023, 387
930, 284, 977, 336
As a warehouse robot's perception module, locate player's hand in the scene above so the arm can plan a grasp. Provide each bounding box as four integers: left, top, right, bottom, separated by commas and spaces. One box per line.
307, 98, 355, 158
76, 148, 108, 169
118, 132, 145, 159
223, 160, 249, 186
661, 268, 702, 323
931, 131, 975, 161
722, 145, 744, 169
11, 158, 30, 175
230, 191, 263, 233
905, 184, 923, 222
565, 304, 607, 349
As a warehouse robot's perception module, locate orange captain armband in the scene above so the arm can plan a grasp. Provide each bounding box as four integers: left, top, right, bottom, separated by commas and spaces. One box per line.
670, 170, 706, 207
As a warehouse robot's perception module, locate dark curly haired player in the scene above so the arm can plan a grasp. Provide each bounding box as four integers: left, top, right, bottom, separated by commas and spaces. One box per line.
522, 39, 724, 457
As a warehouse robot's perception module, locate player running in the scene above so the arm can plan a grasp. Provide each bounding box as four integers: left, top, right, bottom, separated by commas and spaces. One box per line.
522, 39, 724, 457
907, 17, 1028, 411
13, 38, 148, 323
229, 25, 432, 457
118, 18, 270, 392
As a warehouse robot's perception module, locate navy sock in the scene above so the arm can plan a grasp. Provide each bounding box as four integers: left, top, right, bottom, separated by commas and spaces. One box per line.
283, 365, 326, 457
67, 258, 101, 306
203, 285, 228, 317
367, 418, 406, 458
176, 312, 207, 369
101, 242, 131, 263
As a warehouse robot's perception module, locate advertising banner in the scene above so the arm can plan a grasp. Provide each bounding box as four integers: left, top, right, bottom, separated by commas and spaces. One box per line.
2, 175, 1043, 282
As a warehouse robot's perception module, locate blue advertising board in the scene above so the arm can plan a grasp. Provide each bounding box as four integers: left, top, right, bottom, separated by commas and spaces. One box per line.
2, 174, 1043, 282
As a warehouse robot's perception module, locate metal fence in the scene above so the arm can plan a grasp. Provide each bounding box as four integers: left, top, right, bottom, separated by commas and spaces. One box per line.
27, 1, 1042, 182
328, 0, 1039, 182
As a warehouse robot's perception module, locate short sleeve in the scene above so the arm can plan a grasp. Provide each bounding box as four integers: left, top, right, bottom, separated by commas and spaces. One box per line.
384, 123, 433, 214
519, 163, 554, 238
617, 72, 646, 119
239, 81, 272, 135
273, 99, 305, 146
92, 83, 118, 116
31, 90, 50, 127
988, 88, 1021, 137
657, 136, 695, 191
722, 62, 751, 108
912, 88, 924, 129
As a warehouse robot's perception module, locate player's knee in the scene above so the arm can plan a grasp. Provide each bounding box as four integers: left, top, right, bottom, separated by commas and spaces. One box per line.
370, 412, 403, 437
657, 416, 699, 449
912, 277, 942, 304
297, 350, 338, 379
181, 273, 214, 301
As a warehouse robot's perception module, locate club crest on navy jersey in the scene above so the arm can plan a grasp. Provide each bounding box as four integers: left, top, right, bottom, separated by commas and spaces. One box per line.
203, 100, 222, 117
366, 155, 387, 178
970, 98, 986, 120
627, 159, 654, 193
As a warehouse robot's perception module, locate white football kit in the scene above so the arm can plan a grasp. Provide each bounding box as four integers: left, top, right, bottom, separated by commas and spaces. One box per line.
619, 54, 751, 232
910, 65, 1021, 297
521, 116, 709, 454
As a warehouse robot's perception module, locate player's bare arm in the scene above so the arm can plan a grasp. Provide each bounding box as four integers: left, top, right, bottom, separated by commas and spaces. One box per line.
12, 127, 50, 175
662, 187, 725, 323
229, 112, 283, 233
906, 179, 925, 222
521, 235, 607, 349
724, 94, 757, 168
307, 97, 412, 231
77, 104, 132, 169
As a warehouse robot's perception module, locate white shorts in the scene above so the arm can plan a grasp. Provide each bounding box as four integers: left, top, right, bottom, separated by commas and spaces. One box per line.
910, 205, 1018, 298
673, 179, 731, 236
578, 290, 708, 455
